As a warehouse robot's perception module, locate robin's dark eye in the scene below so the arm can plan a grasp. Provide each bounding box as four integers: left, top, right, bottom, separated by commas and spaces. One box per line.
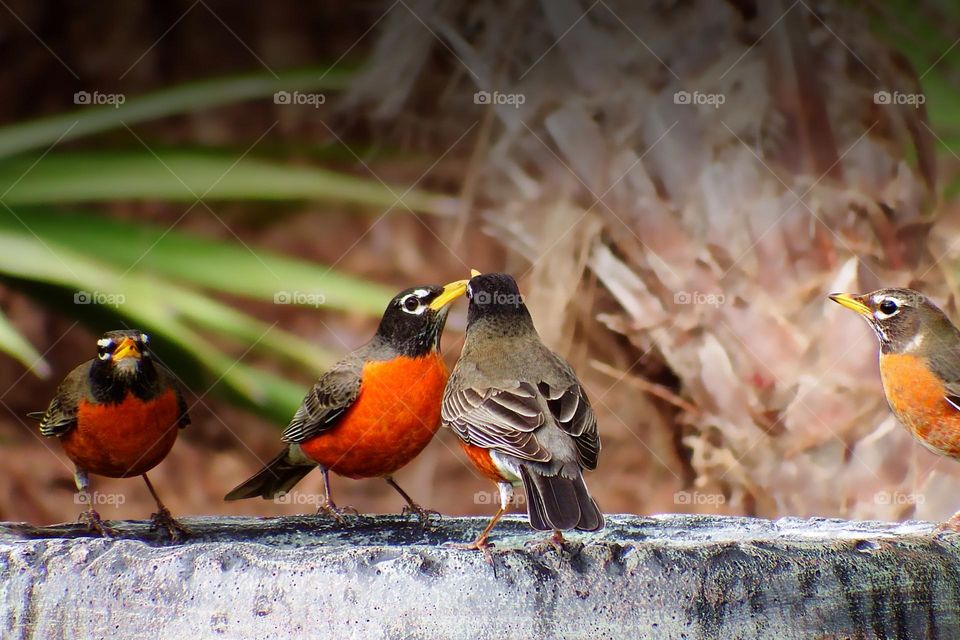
403, 296, 420, 312
879, 299, 899, 315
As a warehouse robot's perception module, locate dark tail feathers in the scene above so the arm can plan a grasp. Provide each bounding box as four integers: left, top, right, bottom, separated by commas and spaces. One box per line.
224, 448, 314, 501
520, 465, 604, 532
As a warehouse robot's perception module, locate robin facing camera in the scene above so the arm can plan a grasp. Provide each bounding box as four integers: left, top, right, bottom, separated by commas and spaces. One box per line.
31, 330, 191, 540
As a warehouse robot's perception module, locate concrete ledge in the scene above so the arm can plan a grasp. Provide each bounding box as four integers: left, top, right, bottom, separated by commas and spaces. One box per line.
1, 514, 959, 639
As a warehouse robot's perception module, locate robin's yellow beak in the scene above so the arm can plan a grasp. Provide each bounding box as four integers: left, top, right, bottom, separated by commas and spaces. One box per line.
829, 292, 871, 317
112, 337, 141, 361
429, 276, 473, 311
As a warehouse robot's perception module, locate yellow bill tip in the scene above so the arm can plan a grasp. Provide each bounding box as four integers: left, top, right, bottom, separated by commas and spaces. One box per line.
470, 269, 481, 278
829, 292, 871, 316
112, 336, 141, 360
428, 279, 470, 311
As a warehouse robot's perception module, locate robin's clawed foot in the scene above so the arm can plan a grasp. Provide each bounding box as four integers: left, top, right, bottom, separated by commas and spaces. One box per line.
525, 530, 569, 555
150, 506, 190, 542
444, 538, 496, 564
316, 501, 359, 524
401, 503, 440, 527
79, 509, 116, 537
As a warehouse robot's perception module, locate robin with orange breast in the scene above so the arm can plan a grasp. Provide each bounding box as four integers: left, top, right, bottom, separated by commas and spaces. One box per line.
31, 329, 191, 539
831, 288, 960, 530
442, 272, 603, 553
225, 279, 469, 522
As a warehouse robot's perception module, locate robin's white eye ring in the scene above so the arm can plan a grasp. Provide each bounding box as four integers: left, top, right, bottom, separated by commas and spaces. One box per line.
98, 351, 111, 360
400, 294, 424, 314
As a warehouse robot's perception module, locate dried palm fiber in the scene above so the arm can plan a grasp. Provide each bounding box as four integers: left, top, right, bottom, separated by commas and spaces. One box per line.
342, 0, 952, 519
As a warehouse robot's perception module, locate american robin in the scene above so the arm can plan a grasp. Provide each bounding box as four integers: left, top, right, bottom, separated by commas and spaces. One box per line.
441, 272, 603, 553
831, 288, 960, 530
30, 329, 190, 539
224, 279, 469, 522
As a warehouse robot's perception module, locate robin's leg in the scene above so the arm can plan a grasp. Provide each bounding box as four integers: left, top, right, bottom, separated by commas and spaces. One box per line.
385, 476, 439, 526
142, 473, 190, 542
74, 468, 115, 537
315, 466, 358, 523
446, 482, 513, 563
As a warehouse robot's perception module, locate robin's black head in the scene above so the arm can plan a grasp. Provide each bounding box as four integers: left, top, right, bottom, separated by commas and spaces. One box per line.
465, 272, 534, 333
93, 329, 152, 375
829, 288, 959, 354
88, 329, 162, 402
374, 279, 469, 356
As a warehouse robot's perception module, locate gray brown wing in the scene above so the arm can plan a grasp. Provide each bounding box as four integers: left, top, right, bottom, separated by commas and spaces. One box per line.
442, 374, 600, 469
442, 381, 549, 462
280, 358, 362, 444
537, 378, 600, 470
928, 342, 960, 412
33, 363, 89, 438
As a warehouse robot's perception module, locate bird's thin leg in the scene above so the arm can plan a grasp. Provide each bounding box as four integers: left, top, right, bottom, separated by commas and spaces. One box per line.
447, 482, 513, 563
142, 474, 189, 541
74, 468, 114, 536
385, 476, 438, 526
315, 466, 358, 523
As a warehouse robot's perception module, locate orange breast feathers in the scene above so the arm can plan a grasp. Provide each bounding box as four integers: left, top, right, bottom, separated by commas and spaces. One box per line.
300, 352, 448, 479
62, 389, 181, 478
460, 442, 511, 483
880, 353, 960, 459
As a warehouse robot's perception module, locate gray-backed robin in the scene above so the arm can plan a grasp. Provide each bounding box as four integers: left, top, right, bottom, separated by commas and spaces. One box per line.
442, 272, 603, 552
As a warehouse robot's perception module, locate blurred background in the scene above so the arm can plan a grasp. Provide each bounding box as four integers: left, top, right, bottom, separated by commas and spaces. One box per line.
1, 0, 959, 526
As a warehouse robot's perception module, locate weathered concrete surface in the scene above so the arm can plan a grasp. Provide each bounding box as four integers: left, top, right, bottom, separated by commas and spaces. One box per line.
0, 514, 958, 639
